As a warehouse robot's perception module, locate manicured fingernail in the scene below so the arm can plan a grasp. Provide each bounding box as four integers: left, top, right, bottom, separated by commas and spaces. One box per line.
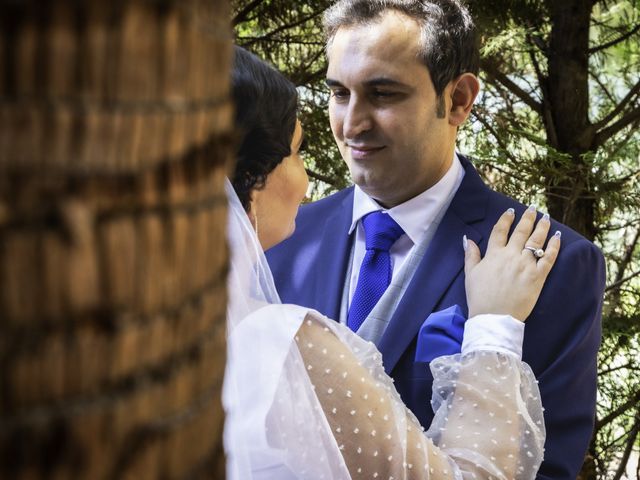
542, 213, 550, 222
506, 208, 515, 216
463, 235, 468, 252
528, 204, 537, 212
554, 230, 562, 238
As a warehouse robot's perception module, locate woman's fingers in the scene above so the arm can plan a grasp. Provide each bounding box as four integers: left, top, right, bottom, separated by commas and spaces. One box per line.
506, 205, 537, 250
537, 231, 561, 276
467, 207, 562, 321
487, 208, 516, 251
463, 236, 481, 277
520, 213, 551, 258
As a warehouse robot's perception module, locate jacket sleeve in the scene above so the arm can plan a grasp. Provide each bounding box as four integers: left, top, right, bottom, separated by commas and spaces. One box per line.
523, 238, 605, 480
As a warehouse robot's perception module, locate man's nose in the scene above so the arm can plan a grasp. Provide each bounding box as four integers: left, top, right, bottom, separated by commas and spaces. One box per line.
343, 97, 373, 139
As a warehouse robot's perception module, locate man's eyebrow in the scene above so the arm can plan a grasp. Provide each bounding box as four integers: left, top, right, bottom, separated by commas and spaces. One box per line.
325, 78, 409, 88
364, 77, 409, 88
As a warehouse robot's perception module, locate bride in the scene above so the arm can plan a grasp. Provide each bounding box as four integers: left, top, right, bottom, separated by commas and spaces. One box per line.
223, 46, 560, 480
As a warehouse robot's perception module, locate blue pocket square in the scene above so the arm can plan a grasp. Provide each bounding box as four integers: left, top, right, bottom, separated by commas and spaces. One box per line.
415, 305, 467, 363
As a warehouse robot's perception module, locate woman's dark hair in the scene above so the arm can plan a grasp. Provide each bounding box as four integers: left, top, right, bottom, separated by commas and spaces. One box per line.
231, 46, 299, 211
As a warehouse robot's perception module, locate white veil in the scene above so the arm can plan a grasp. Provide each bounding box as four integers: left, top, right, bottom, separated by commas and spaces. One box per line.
222, 179, 351, 480
224, 178, 281, 322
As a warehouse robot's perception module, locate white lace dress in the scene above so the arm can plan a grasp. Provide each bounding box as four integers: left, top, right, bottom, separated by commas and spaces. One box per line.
224, 304, 544, 480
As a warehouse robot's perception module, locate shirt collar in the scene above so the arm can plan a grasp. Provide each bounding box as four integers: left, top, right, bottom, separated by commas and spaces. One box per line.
349, 152, 464, 244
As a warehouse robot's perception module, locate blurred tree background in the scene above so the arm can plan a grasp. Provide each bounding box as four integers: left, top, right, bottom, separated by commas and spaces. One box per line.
232, 0, 640, 478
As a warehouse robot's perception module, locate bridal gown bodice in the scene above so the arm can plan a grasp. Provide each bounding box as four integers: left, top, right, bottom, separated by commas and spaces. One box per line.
224, 303, 545, 480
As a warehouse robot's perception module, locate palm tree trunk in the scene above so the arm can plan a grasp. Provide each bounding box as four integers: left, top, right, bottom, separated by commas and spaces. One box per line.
0, 0, 233, 478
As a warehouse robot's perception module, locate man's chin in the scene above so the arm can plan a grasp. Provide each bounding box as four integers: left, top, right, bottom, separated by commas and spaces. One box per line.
354, 181, 391, 203
283, 221, 296, 241
350, 169, 381, 189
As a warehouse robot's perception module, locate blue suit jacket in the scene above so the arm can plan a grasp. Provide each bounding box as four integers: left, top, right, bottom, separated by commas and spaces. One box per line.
267, 156, 605, 479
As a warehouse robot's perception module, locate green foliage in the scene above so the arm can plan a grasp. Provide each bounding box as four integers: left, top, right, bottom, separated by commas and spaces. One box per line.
463, 2, 640, 473
596, 329, 640, 477
232, 0, 345, 197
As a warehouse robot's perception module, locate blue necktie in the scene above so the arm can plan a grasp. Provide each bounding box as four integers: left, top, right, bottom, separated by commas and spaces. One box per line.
348, 211, 405, 332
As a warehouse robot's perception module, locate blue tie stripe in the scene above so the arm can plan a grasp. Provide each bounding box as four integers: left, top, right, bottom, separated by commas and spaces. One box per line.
348, 211, 405, 332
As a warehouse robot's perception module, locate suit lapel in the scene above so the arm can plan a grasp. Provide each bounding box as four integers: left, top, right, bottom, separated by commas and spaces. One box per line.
378, 156, 491, 373
311, 189, 355, 321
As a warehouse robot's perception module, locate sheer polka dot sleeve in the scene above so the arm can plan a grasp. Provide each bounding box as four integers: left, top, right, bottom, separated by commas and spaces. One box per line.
297, 311, 545, 480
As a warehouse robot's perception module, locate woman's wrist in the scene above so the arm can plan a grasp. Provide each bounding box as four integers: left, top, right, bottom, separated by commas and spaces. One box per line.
461, 314, 525, 358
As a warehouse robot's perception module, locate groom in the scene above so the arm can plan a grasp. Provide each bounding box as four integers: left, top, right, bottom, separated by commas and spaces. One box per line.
267, 1, 605, 478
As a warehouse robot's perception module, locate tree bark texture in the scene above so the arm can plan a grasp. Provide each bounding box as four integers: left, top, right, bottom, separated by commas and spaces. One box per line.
0, 1, 233, 478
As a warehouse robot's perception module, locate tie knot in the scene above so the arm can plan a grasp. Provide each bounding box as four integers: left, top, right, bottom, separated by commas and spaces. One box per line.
362, 211, 404, 251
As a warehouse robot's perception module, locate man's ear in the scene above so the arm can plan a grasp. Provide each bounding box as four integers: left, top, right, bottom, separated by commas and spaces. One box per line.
449, 73, 480, 127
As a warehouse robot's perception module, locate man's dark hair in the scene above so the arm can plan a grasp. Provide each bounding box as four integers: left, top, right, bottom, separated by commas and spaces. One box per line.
231, 46, 298, 211
323, 0, 479, 100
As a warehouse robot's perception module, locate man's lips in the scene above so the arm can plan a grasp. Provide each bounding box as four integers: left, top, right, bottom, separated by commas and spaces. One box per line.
347, 144, 385, 157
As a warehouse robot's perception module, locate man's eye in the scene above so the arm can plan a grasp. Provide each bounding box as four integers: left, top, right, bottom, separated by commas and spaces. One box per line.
373, 90, 396, 98
331, 89, 349, 99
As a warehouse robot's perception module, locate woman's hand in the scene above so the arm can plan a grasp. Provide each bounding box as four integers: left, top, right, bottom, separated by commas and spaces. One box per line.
464, 206, 561, 322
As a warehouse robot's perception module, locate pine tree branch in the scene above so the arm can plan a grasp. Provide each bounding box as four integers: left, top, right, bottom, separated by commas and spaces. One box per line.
306, 168, 339, 187
589, 24, 640, 54
480, 58, 543, 115
594, 105, 640, 147
240, 10, 325, 46
232, 0, 268, 26
617, 228, 640, 284
605, 228, 640, 313
235, 38, 324, 46
470, 111, 521, 167
600, 217, 640, 232
615, 168, 640, 186
606, 268, 640, 293
612, 412, 640, 480
599, 362, 635, 376
590, 70, 617, 105
593, 79, 640, 130
292, 48, 326, 84
596, 390, 640, 430
526, 33, 547, 87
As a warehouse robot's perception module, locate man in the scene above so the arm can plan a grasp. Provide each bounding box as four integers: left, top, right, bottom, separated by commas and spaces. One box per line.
267, 1, 605, 478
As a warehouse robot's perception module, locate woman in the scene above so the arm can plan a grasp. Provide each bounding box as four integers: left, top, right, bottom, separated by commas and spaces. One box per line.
224, 46, 559, 479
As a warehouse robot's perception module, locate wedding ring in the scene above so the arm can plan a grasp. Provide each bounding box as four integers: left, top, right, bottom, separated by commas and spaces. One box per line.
524, 246, 545, 258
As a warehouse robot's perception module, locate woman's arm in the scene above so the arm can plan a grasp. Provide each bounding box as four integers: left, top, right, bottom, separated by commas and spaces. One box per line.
296, 207, 560, 479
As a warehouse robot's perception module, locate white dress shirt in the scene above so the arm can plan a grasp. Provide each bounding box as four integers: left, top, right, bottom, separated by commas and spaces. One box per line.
347, 153, 465, 308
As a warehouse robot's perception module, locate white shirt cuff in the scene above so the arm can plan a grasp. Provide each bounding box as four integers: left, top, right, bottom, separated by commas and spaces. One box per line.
461, 314, 525, 359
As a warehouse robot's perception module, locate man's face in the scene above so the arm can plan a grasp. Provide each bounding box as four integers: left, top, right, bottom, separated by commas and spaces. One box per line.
326, 11, 457, 207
